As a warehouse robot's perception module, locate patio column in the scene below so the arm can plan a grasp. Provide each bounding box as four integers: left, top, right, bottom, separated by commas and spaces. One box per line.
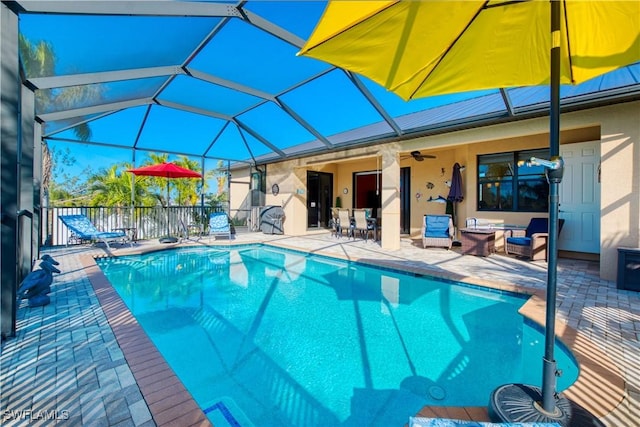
380, 144, 401, 250
1, 3, 20, 338
33, 122, 43, 259
18, 84, 36, 280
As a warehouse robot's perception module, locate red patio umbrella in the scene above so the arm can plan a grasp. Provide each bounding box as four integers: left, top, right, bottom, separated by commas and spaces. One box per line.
127, 163, 202, 243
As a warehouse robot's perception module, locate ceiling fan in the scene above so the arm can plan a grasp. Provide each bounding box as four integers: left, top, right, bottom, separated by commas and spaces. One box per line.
401, 150, 437, 162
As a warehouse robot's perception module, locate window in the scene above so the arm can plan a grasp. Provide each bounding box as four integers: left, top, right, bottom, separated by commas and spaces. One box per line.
478, 149, 549, 212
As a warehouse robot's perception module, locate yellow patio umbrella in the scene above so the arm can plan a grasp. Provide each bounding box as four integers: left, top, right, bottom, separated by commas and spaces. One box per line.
300, 1, 639, 425
299, 0, 639, 100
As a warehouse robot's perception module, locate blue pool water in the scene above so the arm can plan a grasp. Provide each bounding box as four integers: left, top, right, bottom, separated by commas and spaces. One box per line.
97, 245, 578, 427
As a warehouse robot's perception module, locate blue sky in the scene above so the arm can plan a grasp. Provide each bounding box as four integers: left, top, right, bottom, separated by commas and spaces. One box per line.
18, 2, 640, 188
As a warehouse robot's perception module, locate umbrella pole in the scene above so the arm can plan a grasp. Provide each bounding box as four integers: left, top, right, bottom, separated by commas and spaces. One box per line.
541, 0, 562, 414
166, 180, 170, 237
490, 2, 598, 424
159, 179, 177, 243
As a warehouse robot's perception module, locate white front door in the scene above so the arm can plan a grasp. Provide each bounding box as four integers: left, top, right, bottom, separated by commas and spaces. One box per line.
558, 140, 601, 253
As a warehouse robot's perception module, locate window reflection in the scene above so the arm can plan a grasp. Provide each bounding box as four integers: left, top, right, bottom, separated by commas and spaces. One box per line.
478, 149, 548, 212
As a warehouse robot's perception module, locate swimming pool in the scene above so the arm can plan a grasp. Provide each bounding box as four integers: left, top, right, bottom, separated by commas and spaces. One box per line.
97, 245, 578, 427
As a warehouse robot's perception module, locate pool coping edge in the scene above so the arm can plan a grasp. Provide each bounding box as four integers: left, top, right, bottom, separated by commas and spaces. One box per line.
84, 241, 627, 424
79, 254, 212, 427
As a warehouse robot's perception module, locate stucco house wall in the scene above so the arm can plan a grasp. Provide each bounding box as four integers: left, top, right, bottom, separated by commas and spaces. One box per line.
239, 101, 639, 281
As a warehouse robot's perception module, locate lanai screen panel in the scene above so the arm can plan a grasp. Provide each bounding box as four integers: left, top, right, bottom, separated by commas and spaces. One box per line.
19, 14, 220, 77
159, 75, 265, 117
13, 1, 640, 164
280, 69, 393, 140
136, 106, 224, 156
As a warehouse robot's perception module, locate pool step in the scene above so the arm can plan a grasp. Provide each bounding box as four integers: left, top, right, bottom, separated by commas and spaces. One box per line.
203, 398, 255, 427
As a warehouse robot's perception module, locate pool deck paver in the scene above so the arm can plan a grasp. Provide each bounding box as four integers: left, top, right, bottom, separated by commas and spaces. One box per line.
1, 231, 638, 426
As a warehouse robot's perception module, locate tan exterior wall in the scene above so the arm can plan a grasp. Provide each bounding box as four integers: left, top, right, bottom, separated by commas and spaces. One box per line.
598, 104, 640, 280
237, 101, 639, 280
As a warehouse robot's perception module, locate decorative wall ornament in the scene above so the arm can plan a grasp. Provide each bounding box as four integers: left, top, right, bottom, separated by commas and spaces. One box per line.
428, 195, 447, 203
271, 183, 280, 196
426, 182, 435, 189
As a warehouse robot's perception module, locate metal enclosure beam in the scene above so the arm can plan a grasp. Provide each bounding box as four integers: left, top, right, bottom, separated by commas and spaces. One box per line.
27, 65, 184, 90
14, 1, 243, 18
18, 85, 36, 282
37, 98, 154, 122
33, 123, 43, 258
1, 4, 20, 339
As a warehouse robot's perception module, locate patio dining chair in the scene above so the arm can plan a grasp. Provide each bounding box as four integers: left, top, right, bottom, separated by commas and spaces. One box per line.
336, 208, 353, 239
352, 209, 375, 241
329, 207, 340, 237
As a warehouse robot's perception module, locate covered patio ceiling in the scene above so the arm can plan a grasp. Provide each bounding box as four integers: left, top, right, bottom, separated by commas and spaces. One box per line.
13, 0, 640, 166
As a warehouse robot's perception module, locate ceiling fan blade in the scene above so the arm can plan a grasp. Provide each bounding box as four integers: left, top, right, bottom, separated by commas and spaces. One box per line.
402, 151, 436, 161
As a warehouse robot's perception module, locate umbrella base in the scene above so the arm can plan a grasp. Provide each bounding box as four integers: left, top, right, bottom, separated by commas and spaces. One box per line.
159, 236, 178, 244
489, 383, 603, 426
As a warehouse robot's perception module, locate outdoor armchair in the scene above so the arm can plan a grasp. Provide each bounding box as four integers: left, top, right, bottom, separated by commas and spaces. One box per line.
421, 214, 454, 249
504, 217, 565, 261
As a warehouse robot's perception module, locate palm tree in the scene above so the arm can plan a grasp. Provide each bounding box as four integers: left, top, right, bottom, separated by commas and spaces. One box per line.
88, 164, 132, 207
19, 34, 102, 202
174, 156, 202, 206
142, 153, 170, 206
19, 34, 97, 141
137, 154, 206, 207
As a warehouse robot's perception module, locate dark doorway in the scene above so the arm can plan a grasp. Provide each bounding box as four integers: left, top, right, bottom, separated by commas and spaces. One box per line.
400, 167, 411, 234
354, 171, 381, 217
307, 171, 333, 228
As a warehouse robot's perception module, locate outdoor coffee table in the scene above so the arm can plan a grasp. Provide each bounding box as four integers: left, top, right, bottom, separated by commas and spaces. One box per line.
460, 228, 496, 257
